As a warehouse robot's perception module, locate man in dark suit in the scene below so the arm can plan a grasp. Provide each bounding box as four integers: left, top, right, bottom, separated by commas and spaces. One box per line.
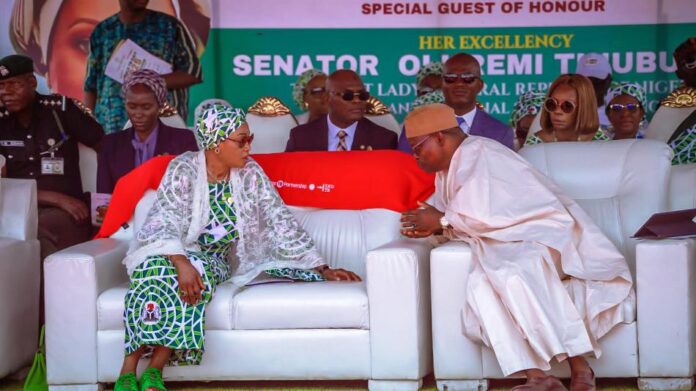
286, 69, 397, 152
398, 53, 514, 153
97, 119, 197, 193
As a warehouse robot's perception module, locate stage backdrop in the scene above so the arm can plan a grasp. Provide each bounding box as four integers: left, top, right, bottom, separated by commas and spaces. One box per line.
2, 0, 695, 125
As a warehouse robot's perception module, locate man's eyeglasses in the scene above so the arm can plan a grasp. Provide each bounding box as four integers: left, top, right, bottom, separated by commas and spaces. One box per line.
229, 133, 254, 148
543, 97, 576, 114
330, 90, 370, 101
607, 103, 642, 113
307, 87, 326, 96
443, 73, 479, 85
410, 134, 435, 155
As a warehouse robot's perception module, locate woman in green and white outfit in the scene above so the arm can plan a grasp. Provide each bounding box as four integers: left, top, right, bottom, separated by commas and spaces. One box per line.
116, 105, 361, 391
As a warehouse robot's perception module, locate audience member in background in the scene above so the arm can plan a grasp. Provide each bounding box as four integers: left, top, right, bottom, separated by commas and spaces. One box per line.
416, 61, 443, 97
293, 69, 329, 125
646, 37, 696, 165
285, 69, 397, 152
527, 74, 608, 145
84, 0, 202, 134
114, 104, 359, 391
509, 90, 546, 150
97, 70, 197, 194
576, 53, 614, 130
10, 0, 210, 103
0, 54, 103, 259
401, 103, 633, 391
400, 53, 513, 154
605, 82, 647, 140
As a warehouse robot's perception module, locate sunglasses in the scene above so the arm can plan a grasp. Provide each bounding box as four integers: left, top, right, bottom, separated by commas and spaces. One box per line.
607, 103, 642, 113
681, 57, 696, 70
307, 87, 326, 95
543, 97, 577, 114
330, 90, 370, 101
417, 86, 435, 96
443, 73, 479, 85
228, 133, 254, 148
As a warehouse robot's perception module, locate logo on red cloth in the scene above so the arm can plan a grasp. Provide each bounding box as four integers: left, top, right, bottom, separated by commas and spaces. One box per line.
274, 180, 335, 193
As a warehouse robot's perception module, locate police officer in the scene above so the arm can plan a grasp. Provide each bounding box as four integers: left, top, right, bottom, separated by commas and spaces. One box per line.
0, 54, 103, 259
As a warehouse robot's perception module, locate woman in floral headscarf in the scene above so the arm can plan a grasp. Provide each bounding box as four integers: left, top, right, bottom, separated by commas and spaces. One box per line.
114, 104, 360, 391
510, 90, 545, 150
415, 61, 443, 96
605, 82, 648, 140
292, 69, 328, 124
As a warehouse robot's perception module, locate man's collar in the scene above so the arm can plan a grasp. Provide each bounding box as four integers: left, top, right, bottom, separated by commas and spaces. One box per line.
456, 106, 477, 127
327, 115, 358, 137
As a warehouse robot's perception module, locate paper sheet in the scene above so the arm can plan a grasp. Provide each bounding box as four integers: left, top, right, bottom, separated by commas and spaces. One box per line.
105, 39, 172, 84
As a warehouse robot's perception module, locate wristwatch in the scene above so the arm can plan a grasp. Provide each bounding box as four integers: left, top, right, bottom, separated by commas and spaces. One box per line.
439, 215, 451, 230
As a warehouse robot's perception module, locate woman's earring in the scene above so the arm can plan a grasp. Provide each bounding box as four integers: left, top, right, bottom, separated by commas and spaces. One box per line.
214, 147, 220, 154
303, 101, 309, 110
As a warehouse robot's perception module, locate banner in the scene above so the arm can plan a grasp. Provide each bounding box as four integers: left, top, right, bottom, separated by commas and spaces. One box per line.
1, 0, 694, 125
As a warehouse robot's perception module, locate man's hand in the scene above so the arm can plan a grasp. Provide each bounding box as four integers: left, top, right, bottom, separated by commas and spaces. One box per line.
316, 266, 362, 282
400, 201, 444, 238
37, 190, 89, 222
170, 255, 205, 306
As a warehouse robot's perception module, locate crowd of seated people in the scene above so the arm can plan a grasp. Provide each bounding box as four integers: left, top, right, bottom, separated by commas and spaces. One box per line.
0, 4, 693, 387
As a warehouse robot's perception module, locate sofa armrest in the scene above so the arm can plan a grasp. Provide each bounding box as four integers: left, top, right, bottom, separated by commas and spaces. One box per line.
430, 240, 484, 380
0, 178, 37, 240
44, 238, 129, 385
366, 238, 433, 380
637, 238, 696, 378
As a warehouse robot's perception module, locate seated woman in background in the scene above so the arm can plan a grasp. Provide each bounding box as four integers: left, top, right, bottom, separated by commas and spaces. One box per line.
509, 89, 545, 150
97, 70, 198, 194
526, 74, 609, 145
292, 69, 328, 125
605, 82, 647, 140
114, 104, 359, 391
415, 61, 443, 97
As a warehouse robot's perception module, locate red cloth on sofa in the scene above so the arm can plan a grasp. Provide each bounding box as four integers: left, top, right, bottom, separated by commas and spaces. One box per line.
96, 151, 434, 238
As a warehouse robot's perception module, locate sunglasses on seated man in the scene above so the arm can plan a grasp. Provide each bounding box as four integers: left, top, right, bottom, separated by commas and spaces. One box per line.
679, 56, 696, 70
543, 97, 577, 114
442, 73, 479, 84
330, 89, 370, 101
607, 103, 642, 113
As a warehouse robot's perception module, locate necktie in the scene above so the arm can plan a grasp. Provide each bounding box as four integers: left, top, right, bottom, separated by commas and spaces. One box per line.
337, 130, 348, 151
456, 116, 469, 132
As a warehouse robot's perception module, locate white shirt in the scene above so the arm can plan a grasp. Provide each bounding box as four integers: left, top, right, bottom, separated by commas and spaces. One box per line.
456, 107, 477, 134
327, 115, 358, 151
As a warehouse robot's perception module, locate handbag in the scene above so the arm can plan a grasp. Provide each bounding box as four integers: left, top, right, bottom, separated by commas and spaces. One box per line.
23, 325, 48, 391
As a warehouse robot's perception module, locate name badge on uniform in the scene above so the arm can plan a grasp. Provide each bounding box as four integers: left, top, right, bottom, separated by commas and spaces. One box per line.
41, 157, 65, 175
0, 140, 25, 147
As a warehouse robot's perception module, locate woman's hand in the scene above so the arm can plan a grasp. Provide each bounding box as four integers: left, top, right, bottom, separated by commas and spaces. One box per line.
400, 201, 444, 238
315, 265, 362, 282
170, 255, 205, 306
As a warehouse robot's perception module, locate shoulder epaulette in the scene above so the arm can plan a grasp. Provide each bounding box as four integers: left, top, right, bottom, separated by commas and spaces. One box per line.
70, 98, 96, 119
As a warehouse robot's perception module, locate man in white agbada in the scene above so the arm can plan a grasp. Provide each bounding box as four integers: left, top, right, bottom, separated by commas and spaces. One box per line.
400, 103, 635, 391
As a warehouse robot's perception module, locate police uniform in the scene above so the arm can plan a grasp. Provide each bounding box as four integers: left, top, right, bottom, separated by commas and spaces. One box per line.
0, 94, 102, 198
0, 54, 104, 259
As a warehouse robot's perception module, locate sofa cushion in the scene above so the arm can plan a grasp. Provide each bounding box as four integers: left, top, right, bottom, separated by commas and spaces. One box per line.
97, 280, 369, 331
231, 281, 369, 330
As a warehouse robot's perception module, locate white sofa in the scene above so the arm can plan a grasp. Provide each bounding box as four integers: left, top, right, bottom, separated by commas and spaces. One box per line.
44, 190, 433, 390
431, 139, 696, 390
0, 178, 41, 378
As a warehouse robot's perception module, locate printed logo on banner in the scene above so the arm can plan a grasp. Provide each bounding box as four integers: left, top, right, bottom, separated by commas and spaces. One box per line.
274, 180, 335, 193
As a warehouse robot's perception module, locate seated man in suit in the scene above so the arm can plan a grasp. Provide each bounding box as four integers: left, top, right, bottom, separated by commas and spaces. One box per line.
285, 69, 397, 152
399, 53, 514, 153
97, 70, 197, 193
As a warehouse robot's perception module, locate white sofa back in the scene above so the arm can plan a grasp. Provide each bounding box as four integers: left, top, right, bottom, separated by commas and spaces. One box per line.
0, 178, 37, 241
520, 139, 672, 275
129, 190, 402, 280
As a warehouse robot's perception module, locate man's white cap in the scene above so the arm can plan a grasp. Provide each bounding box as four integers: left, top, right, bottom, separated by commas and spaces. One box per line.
576, 53, 611, 79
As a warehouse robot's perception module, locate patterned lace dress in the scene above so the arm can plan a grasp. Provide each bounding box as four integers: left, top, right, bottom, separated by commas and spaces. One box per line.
525, 129, 610, 146
124, 180, 324, 365
670, 123, 696, 165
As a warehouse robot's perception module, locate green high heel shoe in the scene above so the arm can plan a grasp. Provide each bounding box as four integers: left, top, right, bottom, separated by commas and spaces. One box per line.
114, 372, 138, 391
139, 367, 166, 391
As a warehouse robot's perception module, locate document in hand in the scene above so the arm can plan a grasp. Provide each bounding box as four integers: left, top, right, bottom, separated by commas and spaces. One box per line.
104, 39, 173, 84
633, 208, 696, 239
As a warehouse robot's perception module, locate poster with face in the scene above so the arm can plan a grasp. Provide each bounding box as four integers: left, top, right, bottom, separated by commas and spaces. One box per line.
7, 0, 211, 101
